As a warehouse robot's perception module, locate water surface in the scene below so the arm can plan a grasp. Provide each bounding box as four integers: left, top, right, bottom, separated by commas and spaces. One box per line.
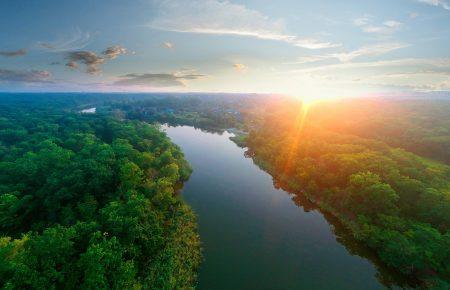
165, 125, 393, 290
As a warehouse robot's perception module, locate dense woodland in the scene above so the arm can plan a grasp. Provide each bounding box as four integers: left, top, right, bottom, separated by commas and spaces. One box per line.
107, 94, 252, 130
0, 98, 200, 289
295, 99, 450, 165
1, 93, 449, 289
245, 98, 450, 288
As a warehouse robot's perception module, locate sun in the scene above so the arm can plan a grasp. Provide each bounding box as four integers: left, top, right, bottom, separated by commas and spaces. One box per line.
290, 85, 347, 105
300, 95, 319, 106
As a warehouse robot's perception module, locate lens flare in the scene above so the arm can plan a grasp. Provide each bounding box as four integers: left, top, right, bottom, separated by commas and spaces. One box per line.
282, 98, 313, 175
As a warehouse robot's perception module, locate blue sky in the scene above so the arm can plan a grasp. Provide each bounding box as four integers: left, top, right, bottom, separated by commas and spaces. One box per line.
0, 0, 449, 98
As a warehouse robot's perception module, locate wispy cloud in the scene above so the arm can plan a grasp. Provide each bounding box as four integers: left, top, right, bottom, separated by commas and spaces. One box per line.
38, 28, 91, 52
353, 15, 403, 34
0, 69, 52, 83
114, 72, 205, 87
287, 55, 331, 65
0, 49, 27, 57
289, 58, 450, 74
363, 20, 403, 34
362, 70, 450, 91
290, 42, 408, 64
416, 0, 450, 10
282, 57, 450, 93
329, 43, 408, 61
353, 15, 371, 27
149, 0, 341, 49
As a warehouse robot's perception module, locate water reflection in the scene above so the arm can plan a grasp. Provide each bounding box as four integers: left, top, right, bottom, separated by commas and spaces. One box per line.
268, 168, 419, 289
165, 124, 417, 290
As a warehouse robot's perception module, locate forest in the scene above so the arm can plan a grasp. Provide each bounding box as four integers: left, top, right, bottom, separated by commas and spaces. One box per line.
102, 94, 450, 288
244, 98, 450, 288
0, 93, 449, 289
0, 97, 200, 289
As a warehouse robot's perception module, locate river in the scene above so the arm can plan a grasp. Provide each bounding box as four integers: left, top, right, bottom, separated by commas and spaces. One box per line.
164, 125, 405, 290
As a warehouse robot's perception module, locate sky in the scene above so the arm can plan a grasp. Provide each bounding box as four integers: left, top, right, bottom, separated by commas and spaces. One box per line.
0, 0, 450, 98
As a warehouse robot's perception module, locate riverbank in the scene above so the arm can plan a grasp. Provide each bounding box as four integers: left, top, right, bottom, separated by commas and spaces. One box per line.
244, 124, 450, 289
249, 153, 421, 288
166, 125, 406, 290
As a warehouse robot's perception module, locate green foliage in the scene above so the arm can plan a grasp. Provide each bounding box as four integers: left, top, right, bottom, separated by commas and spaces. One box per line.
0, 103, 200, 289
347, 172, 399, 217
245, 98, 450, 286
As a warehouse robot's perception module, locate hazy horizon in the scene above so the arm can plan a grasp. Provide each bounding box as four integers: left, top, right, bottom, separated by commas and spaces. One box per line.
1, 0, 450, 100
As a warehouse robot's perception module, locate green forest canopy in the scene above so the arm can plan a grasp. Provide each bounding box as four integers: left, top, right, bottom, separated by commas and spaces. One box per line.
0, 100, 200, 289
1, 93, 450, 289
245, 98, 450, 288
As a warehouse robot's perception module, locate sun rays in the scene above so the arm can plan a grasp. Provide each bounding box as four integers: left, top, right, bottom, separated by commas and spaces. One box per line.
282, 98, 313, 175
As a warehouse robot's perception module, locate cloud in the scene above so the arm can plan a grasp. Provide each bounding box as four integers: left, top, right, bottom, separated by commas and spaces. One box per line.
288, 58, 450, 76
291, 42, 408, 64
66, 51, 104, 74
0, 69, 52, 83
148, 0, 340, 49
288, 55, 331, 65
65, 61, 79, 69
416, 0, 450, 10
102, 45, 127, 59
293, 39, 341, 49
65, 46, 127, 74
409, 12, 419, 18
353, 16, 403, 34
353, 16, 371, 27
163, 42, 174, 49
38, 28, 90, 52
282, 57, 450, 94
362, 69, 450, 91
114, 72, 205, 87
363, 20, 403, 34
329, 43, 408, 62
0, 49, 27, 57
233, 63, 246, 71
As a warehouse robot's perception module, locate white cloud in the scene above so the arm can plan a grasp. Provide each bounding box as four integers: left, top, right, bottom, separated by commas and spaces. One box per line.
292, 42, 408, 64
353, 16, 371, 26
384, 20, 402, 29
283, 57, 450, 93
163, 42, 174, 49
417, 0, 450, 10
293, 38, 341, 49
288, 55, 331, 65
364, 71, 450, 91
353, 16, 403, 34
290, 57, 450, 74
149, 0, 341, 49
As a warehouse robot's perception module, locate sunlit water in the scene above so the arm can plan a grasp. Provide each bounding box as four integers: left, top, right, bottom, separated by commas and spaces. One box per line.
164, 125, 393, 290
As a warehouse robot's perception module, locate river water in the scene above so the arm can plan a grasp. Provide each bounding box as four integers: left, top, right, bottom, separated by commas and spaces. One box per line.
164, 125, 401, 290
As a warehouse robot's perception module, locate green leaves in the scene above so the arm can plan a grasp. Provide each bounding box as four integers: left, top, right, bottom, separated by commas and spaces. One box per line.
347, 172, 399, 217
0, 110, 199, 289
245, 98, 450, 285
